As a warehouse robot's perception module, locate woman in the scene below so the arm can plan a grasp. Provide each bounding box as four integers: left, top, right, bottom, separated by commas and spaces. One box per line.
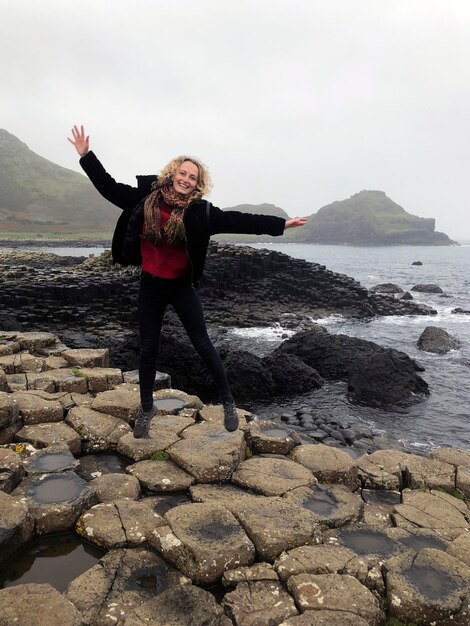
68, 125, 306, 437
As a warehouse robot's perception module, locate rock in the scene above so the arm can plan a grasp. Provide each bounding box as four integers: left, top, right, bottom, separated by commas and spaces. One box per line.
290, 444, 357, 489
127, 459, 194, 493
0, 368, 9, 392
370, 283, 404, 293
224, 350, 276, 398
123, 368, 171, 390
283, 484, 363, 527
66, 548, 190, 625
245, 420, 300, 455
261, 352, 324, 395
125, 584, 231, 626
223, 580, 298, 625
168, 431, 245, 482
153, 387, 204, 411
222, 562, 279, 588
411, 283, 444, 293
412, 260, 423, 265
287, 573, 384, 625
384, 548, 470, 625
231, 497, 318, 561
279, 611, 370, 625
0, 391, 21, 444
66, 406, 131, 453
276, 326, 424, 382
0, 583, 83, 626
91, 386, 140, 422
23, 445, 79, 475
190, 483, 265, 508
90, 472, 141, 501
355, 449, 456, 492
14, 332, 60, 352
452, 307, 470, 314
15, 422, 82, 454
393, 489, 470, 541
274, 544, 357, 581
13, 471, 96, 535
348, 350, 429, 407
61, 348, 110, 367
430, 446, 470, 498
29, 368, 89, 394
76, 498, 165, 548
231, 456, 316, 496
0, 446, 24, 492
0, 490, 34, 566
11, 391, 64, 424
149, 502, 255, 584
448, 532, 470, 567
417, 326, 461, 354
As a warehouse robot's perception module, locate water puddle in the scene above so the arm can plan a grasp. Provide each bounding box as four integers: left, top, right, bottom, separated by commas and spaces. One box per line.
26, 451, 76, 474
76, 453, 129, 480
194, 521, 239, 542
25, 473, 88, 504
399, 534, 448, 552
0, 533, 104, 592
301, 487, 338, 516
404, 563, 456, 600
340, 528, 398, 556
155, 398, 186, 412
259, 427, 290, 438
361, 489, 401, 506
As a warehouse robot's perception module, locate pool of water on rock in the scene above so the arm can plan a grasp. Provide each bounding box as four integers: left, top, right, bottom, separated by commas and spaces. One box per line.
0, 533, 104, 592
404, 564, 456, 600
26, 473, 88, 504
76, 453, 130, 480
340, 528, 397, 556
154, 398, 186, 411
301, 487, 338, 516
27, 451, 75, 473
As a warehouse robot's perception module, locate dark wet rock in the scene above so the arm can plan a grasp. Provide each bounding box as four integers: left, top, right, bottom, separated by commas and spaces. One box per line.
13, 471, 96, 535
66, 547, 190, 625
223, 580, 298, 625
261, 352, 324, 395
76, 498, 165, 549
0, 390, 21, 445
168, 431, 245, 482
452, 307, 470, 314
0, 583, 83, 626
0, 368, 9, 392
127, 459, 195, 493
412, 283, 444, 293
222, 562, 279, 588
23, 445, 78, 475
370, 282, 404, 293
223, 350, 276, 398
412, 260, 423, 265
287, 573, 384, 625
384, 548, 470, 625
393, 489, 470, 541
149, 502, 255, 584
231, 497, 318, 561
355, 449, 456, 492
232, 456, 316, 496
245, 420, 300, 455
0, 446, 24, 492
290, 443, 357, 489
417, 325, 462, 354
11, 391, 64, 424
275, 326, 425, 382
15, 422, 82, 454
283, 484, 363, 527
0, 490, 34, 567
90, 472, 141, 502
125, 584, 231, 626
66, 406, 132, 453
398, 290, 414, 300
275, 544, 357, 581
347, 350, 429, 407
76, 452, 129, 481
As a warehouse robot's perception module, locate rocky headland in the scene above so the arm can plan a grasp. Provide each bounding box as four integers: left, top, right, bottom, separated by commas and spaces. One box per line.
0, 331, 469, 626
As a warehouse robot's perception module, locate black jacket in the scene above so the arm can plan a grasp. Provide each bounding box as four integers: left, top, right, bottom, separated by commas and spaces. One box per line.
80, 151, 286, 284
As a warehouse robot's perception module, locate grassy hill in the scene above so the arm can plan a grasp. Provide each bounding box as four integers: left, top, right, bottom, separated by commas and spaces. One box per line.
0, 129, 118, 235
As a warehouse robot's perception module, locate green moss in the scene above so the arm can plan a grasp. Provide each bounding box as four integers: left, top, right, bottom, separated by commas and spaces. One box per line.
150, 451, 169, 461
245, 447, 253, 458
71, 367, 87, 379
386, 618, 418, 626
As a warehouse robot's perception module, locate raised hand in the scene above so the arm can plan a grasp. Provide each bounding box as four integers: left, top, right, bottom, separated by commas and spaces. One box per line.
285, 217, 307, 229
67, 125, 89, 157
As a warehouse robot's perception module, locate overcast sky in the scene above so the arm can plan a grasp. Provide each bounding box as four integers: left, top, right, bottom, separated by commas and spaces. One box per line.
1, 0, 469, 239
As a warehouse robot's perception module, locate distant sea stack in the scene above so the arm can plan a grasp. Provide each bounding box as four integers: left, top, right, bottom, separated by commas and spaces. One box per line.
0, 129, 117, 234
294, 190, 457, 246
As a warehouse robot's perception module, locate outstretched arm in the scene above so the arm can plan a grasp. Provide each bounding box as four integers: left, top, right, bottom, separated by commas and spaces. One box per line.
67, 124, 143, 211
285, 217, 307, 229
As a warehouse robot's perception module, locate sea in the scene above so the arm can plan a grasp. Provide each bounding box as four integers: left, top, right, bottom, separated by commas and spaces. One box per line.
24, 243, 470, 452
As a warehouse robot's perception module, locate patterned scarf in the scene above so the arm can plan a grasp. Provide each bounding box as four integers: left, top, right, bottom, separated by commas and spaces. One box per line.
142, 182, 195, 245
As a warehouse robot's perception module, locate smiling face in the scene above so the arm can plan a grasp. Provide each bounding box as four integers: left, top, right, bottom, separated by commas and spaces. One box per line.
172, 160, 199, 196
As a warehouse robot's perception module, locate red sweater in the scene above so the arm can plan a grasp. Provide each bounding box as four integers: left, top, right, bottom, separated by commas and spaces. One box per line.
141, 199, 190, 279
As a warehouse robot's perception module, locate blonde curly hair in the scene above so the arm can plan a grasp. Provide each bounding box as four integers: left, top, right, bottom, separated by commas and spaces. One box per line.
158, 155, 212, 200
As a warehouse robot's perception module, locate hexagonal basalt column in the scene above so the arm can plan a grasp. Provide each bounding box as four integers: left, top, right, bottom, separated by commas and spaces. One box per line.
283, 484, 363, 527
245, 419, 300, 455
66, 406, 131, 453
12, 471, 96, 535
149, 502, 255, 584
0, 446, 24, 492
0, 490, 34, 566
232, 456, 316, 496
23, 445, 79, 475
290, 443, 357, 489
0, 583, 83, 626
15, 422, 82, 454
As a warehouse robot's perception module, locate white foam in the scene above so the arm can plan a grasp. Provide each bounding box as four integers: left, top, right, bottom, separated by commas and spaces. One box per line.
227, 325, 296, 341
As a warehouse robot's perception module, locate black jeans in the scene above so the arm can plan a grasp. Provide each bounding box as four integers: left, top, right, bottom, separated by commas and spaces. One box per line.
138, 272, 234, 409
